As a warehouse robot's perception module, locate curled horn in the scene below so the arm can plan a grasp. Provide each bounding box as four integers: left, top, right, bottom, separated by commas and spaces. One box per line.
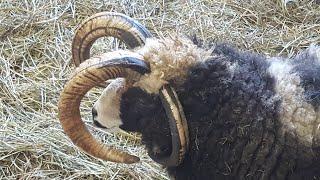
63, 12, 189, 166
72, 12, 152, 66
58, 51, 150, 164
157, 85, 190, 167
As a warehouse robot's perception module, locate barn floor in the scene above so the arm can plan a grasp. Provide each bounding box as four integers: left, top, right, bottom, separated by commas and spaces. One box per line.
0, 0, 319, 179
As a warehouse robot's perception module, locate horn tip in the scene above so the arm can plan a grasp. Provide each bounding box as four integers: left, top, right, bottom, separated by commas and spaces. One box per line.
125, 156, 140, 164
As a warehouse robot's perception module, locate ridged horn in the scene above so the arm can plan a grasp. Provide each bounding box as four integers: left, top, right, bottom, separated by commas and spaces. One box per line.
156, 85, 189, 167
72, 12, 152, 66
58, 50, 150, 164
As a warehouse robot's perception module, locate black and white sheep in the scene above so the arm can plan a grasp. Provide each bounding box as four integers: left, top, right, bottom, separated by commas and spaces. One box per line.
58, 12, 320, 180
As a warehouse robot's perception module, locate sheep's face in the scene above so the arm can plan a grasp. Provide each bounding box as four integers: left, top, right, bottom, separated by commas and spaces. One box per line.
91, 36, 209, 162
92, 78, 172, 159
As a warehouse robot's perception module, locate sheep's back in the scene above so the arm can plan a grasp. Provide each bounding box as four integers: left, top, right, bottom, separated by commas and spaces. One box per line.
169, 44, 320, 180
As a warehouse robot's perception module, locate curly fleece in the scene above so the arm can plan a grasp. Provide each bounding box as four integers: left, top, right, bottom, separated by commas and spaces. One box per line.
117, 40, 320, 179
133, 36, 212, 94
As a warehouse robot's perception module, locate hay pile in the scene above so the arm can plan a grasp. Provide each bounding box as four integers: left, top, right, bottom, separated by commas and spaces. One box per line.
0, 0, 319, 179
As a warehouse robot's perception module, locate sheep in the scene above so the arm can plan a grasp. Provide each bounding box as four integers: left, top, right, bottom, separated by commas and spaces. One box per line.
58, 12, 320, 179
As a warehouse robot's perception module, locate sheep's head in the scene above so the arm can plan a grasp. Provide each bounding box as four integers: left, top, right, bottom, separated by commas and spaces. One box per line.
104, 83, 173, 159
58, 12, 203, 166
91, 78, 172, 160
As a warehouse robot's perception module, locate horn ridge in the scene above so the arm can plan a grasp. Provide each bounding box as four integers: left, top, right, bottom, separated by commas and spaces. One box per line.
72, 12, 152, 66
156, 85, 189, 167
58, 51, 149, 164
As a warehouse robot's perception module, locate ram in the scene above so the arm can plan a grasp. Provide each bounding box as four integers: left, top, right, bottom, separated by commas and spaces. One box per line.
58, 12, 320, 179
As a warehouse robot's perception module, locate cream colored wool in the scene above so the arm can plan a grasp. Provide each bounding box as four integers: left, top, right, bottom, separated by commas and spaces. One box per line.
267, 55, 320, 146
134, 36, 212, 94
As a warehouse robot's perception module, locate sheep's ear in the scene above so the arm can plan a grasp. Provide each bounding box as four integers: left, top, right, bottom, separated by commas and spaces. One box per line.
154, 85, 189, 167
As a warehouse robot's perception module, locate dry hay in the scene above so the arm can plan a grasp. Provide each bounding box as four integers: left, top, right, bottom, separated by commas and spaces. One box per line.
0, 0, 319, 179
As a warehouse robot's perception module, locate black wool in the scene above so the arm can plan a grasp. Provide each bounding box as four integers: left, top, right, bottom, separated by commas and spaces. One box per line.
119, 44, 320, 180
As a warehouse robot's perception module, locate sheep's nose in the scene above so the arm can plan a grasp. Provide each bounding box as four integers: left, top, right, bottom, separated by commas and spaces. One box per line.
92, 108, 105, 128
93, 120, 105, 128
92, 108, 98, 119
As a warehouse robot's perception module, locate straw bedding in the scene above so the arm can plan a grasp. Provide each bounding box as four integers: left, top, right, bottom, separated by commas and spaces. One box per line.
0, 0, 319, 179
